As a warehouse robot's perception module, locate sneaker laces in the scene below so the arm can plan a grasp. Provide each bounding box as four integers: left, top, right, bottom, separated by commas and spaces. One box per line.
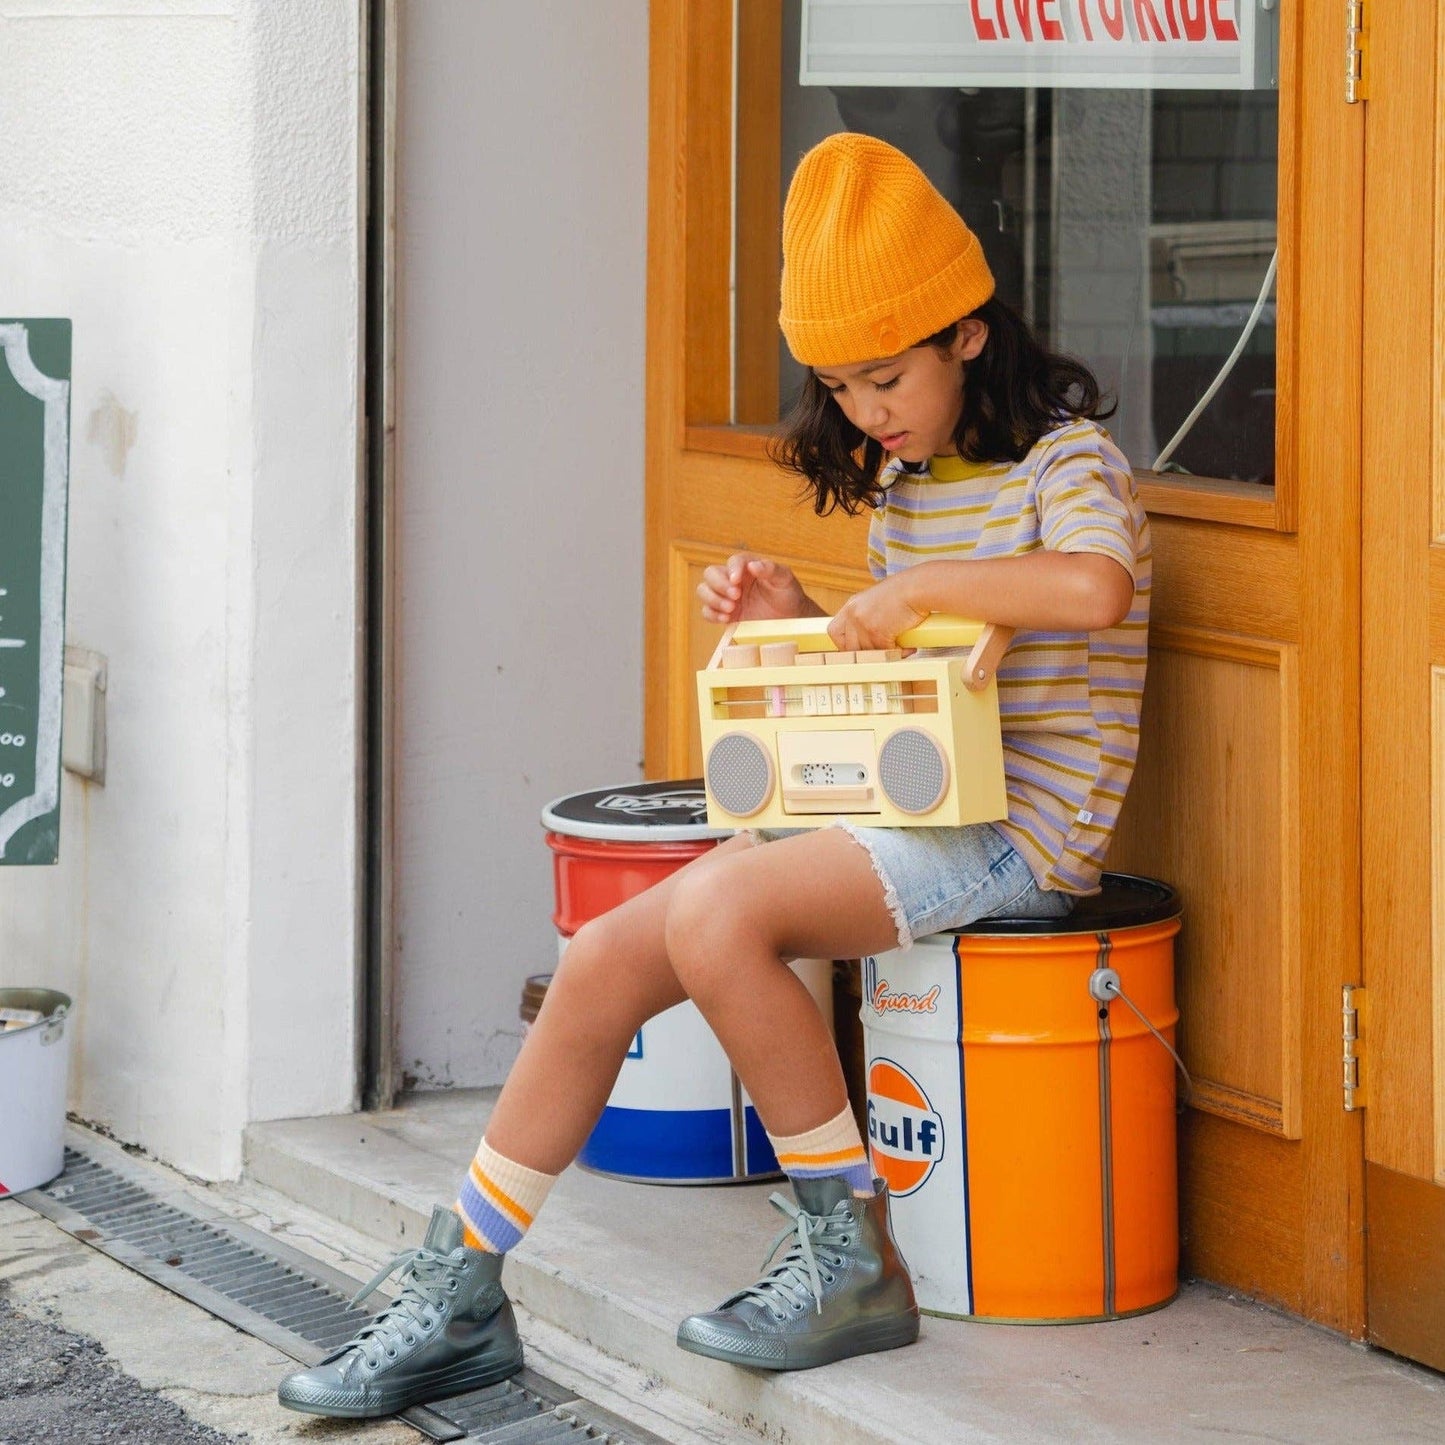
735, 1191, 851, 1317
340, 1244, 461, 1369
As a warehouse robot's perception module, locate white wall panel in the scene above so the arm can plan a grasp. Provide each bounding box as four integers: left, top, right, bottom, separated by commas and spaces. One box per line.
395, 2, 649, 1088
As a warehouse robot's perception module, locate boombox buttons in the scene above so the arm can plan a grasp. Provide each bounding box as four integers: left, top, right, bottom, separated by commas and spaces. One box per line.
697, 615, 1011, 831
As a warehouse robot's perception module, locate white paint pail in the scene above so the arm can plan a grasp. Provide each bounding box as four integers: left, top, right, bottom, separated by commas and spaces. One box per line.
0, 988, 72, 1196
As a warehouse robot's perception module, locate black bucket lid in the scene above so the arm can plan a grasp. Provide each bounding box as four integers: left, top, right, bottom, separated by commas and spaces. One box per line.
540, 779, 733, 842
954, 872, 1181, 936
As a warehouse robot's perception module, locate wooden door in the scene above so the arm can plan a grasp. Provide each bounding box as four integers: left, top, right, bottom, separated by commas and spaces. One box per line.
1359, 2, 1445, 1372
645, 1, 1366, 1333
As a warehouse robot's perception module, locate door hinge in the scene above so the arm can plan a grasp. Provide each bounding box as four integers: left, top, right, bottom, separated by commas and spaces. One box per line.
1345, 0, 1369, 103
1343, 984, 1367, 1111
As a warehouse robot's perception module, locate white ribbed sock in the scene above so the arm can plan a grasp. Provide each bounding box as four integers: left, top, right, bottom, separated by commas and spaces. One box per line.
768, 1104, 875, 1198
453, 1136, 556, 1254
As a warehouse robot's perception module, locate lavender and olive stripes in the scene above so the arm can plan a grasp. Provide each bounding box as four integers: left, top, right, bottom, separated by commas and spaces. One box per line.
867, 419, 1150, 896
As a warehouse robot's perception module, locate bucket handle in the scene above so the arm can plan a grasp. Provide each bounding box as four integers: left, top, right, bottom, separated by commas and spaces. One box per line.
1089, 968, 1193, 1108
41, 1002, 69, 1046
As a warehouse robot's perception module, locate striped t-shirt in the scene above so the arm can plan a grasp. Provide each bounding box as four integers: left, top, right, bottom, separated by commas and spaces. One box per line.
866, 418, 1151, 896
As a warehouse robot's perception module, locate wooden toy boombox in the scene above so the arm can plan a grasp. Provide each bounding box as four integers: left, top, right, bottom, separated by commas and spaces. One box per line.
697, 615, 1013, 829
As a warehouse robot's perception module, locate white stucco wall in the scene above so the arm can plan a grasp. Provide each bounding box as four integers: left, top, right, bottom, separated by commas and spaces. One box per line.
394, 2, 650, 1088
0, 0, 362, 1178
0, 0, 649, 1166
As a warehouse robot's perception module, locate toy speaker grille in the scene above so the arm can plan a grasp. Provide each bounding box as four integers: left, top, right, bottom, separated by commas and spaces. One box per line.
878, 729, 950, 816
706, 732, 775, 818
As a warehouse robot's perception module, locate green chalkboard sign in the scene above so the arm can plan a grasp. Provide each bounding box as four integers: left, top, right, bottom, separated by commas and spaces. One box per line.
0, 320, 71, 864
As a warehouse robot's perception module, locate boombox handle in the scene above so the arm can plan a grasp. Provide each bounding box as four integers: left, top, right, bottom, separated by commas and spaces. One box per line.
708, 615, 1015, 694
960, 622, 1015, 693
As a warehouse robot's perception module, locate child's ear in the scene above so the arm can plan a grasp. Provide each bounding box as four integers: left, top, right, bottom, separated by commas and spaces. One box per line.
954, 319, 989, 364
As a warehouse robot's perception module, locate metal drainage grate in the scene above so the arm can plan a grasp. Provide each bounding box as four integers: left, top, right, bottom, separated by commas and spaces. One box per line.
18, 1146, 670, 1445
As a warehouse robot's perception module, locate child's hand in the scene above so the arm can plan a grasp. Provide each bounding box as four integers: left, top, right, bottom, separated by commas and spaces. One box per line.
828, 578, 926, 651
698, 553, 811, 623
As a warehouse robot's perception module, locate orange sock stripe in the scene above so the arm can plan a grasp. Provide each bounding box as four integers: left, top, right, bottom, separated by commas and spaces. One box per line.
453, 1204, 493, 1252
769, 1104, 874, 1191
468, 1158, 535, 1231
776, 1144, 868, 1168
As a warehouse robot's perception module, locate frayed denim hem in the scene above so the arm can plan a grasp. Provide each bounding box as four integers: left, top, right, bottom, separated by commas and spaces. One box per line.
829, 820, 914, 952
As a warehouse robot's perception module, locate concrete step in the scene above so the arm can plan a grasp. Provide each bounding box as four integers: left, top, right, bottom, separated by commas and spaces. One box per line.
244, 1091, 1445, 1445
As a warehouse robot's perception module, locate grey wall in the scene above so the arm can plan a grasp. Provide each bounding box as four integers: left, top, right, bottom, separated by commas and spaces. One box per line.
395, 2, 649, 1089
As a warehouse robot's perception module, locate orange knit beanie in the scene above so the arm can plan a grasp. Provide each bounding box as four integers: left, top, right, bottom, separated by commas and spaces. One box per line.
779, 133, 995, 368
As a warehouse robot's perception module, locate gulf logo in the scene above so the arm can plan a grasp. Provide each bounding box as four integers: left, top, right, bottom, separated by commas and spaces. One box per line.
866, 1057, 945, 1197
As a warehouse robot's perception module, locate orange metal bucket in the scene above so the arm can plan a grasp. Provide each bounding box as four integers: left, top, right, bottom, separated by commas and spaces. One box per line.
862, 873, 1182, 1322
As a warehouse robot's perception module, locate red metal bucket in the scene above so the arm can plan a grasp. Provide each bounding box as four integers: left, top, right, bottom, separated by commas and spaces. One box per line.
545, 832, 720, 938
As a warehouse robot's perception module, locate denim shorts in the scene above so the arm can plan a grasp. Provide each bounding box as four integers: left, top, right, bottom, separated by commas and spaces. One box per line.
751, 821, 1073, 951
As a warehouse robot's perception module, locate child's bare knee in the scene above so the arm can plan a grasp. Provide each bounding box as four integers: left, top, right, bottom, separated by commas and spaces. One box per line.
556, 915, 607, 975
550, 916, 625, 1008
665, 866, 753, 991
547, 917, 646, 1035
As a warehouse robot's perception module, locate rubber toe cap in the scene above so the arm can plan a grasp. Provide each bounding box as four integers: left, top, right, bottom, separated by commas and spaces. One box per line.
676, 1313, 787, 1364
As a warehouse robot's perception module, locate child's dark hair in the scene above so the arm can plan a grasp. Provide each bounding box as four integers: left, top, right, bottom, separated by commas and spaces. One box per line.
770, 297, 1116, 517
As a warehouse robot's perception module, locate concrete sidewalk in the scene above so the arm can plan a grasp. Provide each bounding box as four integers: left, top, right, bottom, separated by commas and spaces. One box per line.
0, 1200, 413, 1444
247, 1089, 1445, 1445
2, 1132, 759, 1445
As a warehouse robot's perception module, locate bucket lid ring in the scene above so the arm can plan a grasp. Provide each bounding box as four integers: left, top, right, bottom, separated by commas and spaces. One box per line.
540, 779, 733, 842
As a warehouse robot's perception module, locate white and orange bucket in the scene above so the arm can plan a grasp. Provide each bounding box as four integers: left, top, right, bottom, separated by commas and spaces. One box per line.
862, 874, 1182, 1322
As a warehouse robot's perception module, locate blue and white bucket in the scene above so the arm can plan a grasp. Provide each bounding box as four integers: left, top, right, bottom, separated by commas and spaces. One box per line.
540, 780, 832, 1184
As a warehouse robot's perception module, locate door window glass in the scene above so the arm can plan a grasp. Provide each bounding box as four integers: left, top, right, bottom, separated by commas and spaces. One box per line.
771, 0, 1279, 485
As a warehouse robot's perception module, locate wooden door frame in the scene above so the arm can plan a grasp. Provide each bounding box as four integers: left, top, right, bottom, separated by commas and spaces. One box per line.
1359, 0, 1444, 1369
644, 0, 1366, 1335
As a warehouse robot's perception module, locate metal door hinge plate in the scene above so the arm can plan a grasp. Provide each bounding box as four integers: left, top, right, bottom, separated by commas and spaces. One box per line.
1346, 0, 1369, 103
1343, 983, 1367, 1110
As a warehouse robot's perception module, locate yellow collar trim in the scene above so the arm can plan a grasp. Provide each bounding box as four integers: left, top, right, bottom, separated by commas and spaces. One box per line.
926, 453, 999, 483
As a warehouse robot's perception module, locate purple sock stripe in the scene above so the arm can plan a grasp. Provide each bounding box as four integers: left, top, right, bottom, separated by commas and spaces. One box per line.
837, 1157, 877, 1192
452, 1200, 499, 1252
457, 1174, 522, 1254
785, 1163, 876, 1193
784, 1158, 875, 1193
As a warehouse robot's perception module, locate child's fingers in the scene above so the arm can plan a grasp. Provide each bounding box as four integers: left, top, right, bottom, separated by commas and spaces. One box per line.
701, 565, 743, 602
696, 578, 739, 620
726, 551, 761, 584
746, 557, 796, 596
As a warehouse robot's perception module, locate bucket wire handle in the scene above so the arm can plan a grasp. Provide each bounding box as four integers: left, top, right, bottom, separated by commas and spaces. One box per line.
41, 1002, 69, 1046
1088, 967, 1193, 1107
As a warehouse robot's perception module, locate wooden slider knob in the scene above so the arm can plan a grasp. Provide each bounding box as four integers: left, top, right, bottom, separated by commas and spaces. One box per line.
826, 650, 857, 665
759, 642, 798, 666
795, 652, 824, 667
722, 644, 761, 668
857, 649, 888, 663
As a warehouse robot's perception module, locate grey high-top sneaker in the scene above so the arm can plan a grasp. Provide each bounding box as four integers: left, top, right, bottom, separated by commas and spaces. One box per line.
277, 1205, 523, 1418
676, 1176, 919, 1370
